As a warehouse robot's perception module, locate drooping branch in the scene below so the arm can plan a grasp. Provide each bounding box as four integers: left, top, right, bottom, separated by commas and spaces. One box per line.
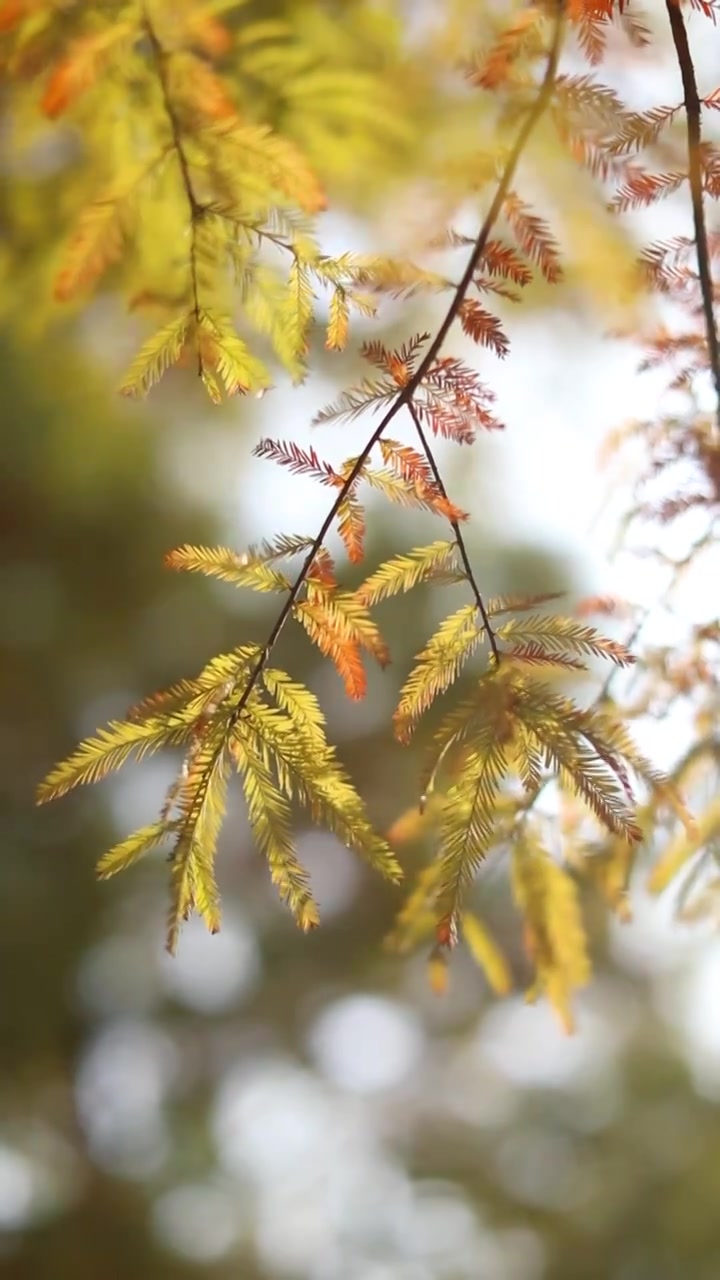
162, 3, 567, 868
407, 401, 501, 667
666, 0, 720, 432
226, 3, 567, 719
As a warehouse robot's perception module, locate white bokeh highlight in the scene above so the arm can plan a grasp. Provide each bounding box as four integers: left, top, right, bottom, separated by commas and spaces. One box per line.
160, 910, 261, 1013
308, 995, 425, 1094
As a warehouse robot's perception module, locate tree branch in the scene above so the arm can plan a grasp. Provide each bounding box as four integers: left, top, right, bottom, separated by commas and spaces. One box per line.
407, 401, 501, 666
666, 0, 720, 432
142, 2, 203, 376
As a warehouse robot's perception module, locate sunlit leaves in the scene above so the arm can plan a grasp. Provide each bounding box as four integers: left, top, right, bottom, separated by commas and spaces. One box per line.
612, 167, 688, 213
254, 433, 466, 566
351, 257, 446, 300
248, 683, 399, 884
357, 541, 459, 607
362, 333, 429, 384
283, 258, 316, 358
461, 913, 513, 995
417, 357, 504, 442
38, 645, 400, 947
394, 604, 484, 741
648, 796, 720, 895
42, 18, 136, 118
35, 0, 391, 399
254, 438, 340, 487
127, 645, 262, 727
120, 313, 190, 397
223, 122, 328, 216
171, 52, 240, 127
295, 584, 389, 700
337, 491, 366, 564
257, 446, 409, 568
435, 690, 513, 943
512, 840, 591, 1033
553, 74, 624, 135
96, 820, 178, 880
495, 614, 635, 668
478, 238, 533, 288
388, 622, 650, 961
377, 440, 469, 522
166, 544, 291, 593
510, 680, 643, 842
261, 669, 327, 751
502, 192, 563, 283
197, 311, 273, 400
233, 729, 320, 932
37, 711, 198, 802
466, 6, 544, 92
564, 1, 620, 65
166, 730, 231, 951
326, 286, 349, 351
311, 376, 398, 427
54, 189, 125, 302
459, 300, 509, 356
487, 591, 566, 617
384, 863, 444, 955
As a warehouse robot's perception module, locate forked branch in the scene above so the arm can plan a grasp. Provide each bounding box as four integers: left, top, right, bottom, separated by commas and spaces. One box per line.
407, 401, 501, 666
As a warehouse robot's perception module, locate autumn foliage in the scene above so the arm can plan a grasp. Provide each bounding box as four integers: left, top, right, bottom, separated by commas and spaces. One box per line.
6, 0, 719, 1032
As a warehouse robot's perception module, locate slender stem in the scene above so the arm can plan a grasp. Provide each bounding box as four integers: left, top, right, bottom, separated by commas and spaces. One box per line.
407, 401, 501, 666
142, 2, 203, 376
226, 4, 566, 724
666, 0, 720, 433
248, 224, 299, 261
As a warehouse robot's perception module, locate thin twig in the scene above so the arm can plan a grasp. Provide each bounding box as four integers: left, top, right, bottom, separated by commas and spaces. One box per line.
407, 401, 501, 666
666, 0, 720, 433
142, 2, 203, 376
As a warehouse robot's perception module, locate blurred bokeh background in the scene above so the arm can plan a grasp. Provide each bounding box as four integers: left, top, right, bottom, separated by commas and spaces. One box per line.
4, 3, 720, 1278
